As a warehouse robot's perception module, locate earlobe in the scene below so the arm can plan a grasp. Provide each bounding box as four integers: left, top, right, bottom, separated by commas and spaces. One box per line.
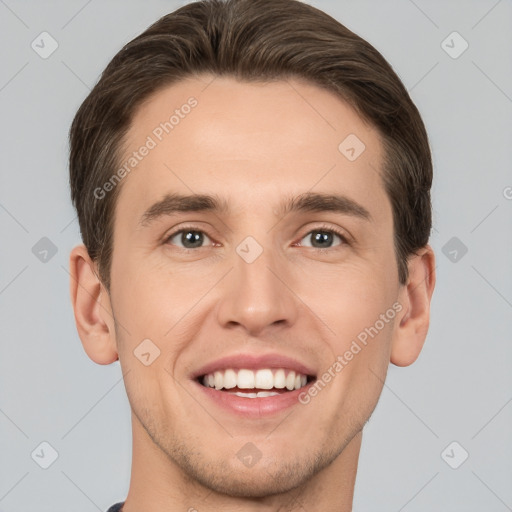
69, 244, 119, 365
390, 245, 436, 367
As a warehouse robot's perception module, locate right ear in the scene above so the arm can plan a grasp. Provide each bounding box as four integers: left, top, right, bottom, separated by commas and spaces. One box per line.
69, 244, 119, 365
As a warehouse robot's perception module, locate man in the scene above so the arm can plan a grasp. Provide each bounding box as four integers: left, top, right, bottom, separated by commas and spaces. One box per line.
68, 0, 435, 510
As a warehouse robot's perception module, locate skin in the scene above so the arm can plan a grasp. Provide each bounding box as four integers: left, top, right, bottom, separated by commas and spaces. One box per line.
70, 75, 435, 512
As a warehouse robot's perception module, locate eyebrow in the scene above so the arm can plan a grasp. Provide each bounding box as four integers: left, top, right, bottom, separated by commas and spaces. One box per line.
139, 191, 371, 227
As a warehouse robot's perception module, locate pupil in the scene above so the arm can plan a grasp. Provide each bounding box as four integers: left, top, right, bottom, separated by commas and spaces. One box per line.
183, 231, 203, 248
312, 231, 332, 247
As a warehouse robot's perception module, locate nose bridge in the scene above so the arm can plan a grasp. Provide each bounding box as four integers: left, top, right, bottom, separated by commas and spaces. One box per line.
216, 234, 298, 335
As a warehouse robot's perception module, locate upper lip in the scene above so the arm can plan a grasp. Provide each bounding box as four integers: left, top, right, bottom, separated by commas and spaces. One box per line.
191, 352, 317, 380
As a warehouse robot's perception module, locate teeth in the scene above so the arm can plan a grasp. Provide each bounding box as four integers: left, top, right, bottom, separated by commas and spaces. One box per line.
238, 369, 255, 389
214, 371, 223, 390
223, 369, 237, 389
201, 368, 310, 392
234, 391, 257, 398
285, 372, 295, 391
255, 369, 274, 389
256, 391, 279, 397
274, 369, 286, 388
232, 391, 281, 398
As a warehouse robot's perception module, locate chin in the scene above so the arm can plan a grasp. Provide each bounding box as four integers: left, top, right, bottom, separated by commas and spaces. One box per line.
173, 448, 336, 499
189, 465, 309, 498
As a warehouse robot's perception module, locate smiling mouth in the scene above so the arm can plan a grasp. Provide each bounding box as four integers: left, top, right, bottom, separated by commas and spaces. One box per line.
198, 368, 315, 398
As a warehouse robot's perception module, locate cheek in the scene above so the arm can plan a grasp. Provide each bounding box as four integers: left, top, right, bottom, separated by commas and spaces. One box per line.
314, 309, 395, 438
304, 263, 397, 401
110, 254, 216, 376
110, 252, 191, 329
303, 262, 397, 342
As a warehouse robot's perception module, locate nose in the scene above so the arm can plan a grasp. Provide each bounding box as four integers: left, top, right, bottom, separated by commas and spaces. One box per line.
216, 241, 299, 337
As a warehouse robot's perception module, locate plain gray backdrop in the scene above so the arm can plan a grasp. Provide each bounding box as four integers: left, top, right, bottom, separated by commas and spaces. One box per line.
1, 0, 511, 511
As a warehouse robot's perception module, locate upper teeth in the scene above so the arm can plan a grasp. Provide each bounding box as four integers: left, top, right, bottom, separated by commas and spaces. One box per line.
202, 368, 308, 391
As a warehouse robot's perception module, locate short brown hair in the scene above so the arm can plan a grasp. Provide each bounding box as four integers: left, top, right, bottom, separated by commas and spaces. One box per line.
69, 0, 432, 291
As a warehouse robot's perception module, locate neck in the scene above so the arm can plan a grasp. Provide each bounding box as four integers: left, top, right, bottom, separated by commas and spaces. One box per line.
122, 412, 361, 512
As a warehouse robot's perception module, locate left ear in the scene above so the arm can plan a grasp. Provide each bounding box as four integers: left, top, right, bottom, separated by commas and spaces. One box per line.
390, 244, 436, 366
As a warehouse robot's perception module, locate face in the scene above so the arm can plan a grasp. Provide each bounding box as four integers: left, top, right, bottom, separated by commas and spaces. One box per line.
108, 75, 402, 496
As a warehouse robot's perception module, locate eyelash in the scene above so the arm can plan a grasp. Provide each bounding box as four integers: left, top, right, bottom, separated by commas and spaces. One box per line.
297, 224, 351, 249
164, 224, 351, 250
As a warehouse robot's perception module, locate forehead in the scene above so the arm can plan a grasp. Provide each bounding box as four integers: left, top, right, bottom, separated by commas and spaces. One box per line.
116, 75, 389, 224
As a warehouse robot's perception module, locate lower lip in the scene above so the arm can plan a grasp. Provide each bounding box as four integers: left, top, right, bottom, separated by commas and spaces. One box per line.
193, 380, 314, 418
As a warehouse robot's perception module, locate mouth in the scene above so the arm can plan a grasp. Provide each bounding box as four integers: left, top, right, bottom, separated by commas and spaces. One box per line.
198, 368, 314, 398
191, 354, 317, 417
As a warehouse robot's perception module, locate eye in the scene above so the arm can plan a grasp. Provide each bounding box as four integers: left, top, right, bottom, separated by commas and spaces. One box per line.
166, 228, 213, 249
298, 228, 348, 249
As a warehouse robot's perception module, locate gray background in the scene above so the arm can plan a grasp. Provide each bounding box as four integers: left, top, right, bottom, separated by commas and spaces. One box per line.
0, 0, 511, 510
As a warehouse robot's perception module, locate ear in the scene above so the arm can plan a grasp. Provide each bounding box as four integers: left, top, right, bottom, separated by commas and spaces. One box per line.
69, 244, 119, 365
390, 245, 436, 367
